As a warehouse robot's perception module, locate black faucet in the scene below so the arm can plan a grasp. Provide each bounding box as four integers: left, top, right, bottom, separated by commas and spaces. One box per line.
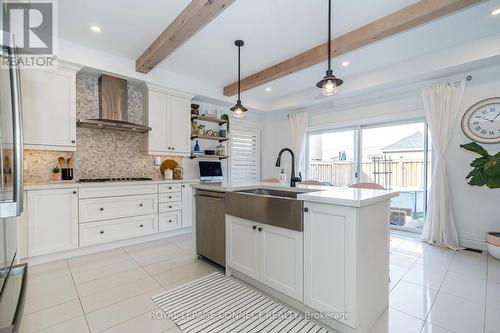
275, 148, 302, 187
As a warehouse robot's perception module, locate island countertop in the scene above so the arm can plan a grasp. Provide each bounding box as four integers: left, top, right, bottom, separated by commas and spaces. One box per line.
191, 182, 398, 208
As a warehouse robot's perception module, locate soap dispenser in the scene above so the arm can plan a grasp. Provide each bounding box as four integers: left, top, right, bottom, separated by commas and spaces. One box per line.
279, 169, 287, 185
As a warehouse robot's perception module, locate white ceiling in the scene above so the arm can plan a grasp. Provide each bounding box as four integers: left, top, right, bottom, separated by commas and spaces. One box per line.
59, 0, 500, 111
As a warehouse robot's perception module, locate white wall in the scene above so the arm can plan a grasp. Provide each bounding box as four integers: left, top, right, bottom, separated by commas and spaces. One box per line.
261, 65, 500, 250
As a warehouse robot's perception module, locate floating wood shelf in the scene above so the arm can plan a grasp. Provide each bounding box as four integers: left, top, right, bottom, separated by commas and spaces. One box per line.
191, 135, 229, 142
191, 115, 228, 125
190, 154, 228, 160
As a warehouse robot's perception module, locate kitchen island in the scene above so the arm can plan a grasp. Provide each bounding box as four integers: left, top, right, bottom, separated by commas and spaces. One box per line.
191, 182, 398, 333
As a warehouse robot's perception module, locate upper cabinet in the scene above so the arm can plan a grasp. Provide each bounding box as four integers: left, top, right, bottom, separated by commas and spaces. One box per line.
21, 62, 81, 151
142, 83, 193, 156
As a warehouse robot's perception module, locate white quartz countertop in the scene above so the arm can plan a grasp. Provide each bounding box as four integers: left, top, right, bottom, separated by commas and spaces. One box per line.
191, 182, 398, 207
24, 178, 200, 190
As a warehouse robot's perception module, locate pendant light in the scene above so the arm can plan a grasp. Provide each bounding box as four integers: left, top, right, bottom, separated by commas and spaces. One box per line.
230, 40, 247, 118
316, 0, 343, 96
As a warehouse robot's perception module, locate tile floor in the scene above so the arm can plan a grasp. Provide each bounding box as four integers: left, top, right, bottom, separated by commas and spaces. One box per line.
19, 233, 500, 333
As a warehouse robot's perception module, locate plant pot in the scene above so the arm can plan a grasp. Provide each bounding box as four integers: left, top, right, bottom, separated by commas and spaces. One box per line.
61, 168, 73, 180
51, 172, 62, 181
486, 232, 500, 260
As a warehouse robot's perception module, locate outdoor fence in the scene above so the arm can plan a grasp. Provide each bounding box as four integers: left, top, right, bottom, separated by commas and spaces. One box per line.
309, 160, 431, 189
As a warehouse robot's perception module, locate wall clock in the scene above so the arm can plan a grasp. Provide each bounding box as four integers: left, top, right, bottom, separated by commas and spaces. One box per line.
461, 97, 500, 144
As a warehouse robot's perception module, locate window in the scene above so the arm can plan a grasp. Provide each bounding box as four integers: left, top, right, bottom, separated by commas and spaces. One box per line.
306, 120, 432, 233
230, 127, 261, 184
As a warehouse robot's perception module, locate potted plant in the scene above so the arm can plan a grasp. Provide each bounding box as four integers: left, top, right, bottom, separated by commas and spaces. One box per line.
51, 166, 61, 181
461, 142, 500, 259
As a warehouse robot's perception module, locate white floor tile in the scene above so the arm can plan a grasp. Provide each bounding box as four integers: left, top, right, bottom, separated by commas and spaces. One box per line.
143, 254, 195, 276
76, 267, 150, 297
24, 277, 78, 314
71, 258, 139, 284
28, 260, 68, 275
390, 253, 417, 270
126, 244, 185, 266
427, 292, 485, 333
81, 275, 161, 313
488, 256, 500, 284
440, 271, 486, 303
448, 251, 487, 279
100, 312, 176, 333
20, 300, 84, 333
485, 305, 500, 333
152, 259, 220, 288
389, 265, 408, 292
85, 289, 163, 332
35, 316, 89, 333
389, 238, 405, 251
369, 308, 423, 333
389, 281, 437, 320
420, 323, 453, 333
486, 280, 500, 309
416, 247, 455, 270
402, 263, 447, 290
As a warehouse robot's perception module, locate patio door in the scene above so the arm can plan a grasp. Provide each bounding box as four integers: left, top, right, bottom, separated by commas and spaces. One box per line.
360, 121, 431, 232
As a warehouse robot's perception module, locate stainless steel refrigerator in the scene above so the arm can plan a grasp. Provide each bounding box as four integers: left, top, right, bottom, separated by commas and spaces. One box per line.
0, 32, 26, 333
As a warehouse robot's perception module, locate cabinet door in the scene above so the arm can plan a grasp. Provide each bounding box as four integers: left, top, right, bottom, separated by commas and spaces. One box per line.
259, 224, 303, 301
159, 211, 181, 233
303, 202, 356, 319
147, 91, 170, 153
21, 68, 76, 150
181, 184, 193, 228
169, 96, 190, 154
27, 188, 78, 257
226, 216, 259, 279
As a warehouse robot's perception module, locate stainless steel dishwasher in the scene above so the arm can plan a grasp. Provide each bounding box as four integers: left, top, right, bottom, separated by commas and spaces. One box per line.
195, 190, 225, 267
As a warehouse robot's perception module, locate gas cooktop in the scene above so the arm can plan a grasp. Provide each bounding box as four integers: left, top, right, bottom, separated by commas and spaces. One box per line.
78, 177, 153, 183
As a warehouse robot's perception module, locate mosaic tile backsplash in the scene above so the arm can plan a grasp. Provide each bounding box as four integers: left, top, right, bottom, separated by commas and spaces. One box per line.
24, 74, 191, 183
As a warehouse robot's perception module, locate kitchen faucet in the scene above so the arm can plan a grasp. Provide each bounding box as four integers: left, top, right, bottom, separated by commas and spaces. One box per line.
275, 148, 302, 187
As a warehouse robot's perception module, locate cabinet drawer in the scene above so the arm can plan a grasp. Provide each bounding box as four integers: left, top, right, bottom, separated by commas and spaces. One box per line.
79, 184, 158, 199
159, 211, 181, 233
159, 192, 181, 203
79, 214, 158, 247
159, 183, 181, 193
159, 201, 182, 213
79, 194, 157, 223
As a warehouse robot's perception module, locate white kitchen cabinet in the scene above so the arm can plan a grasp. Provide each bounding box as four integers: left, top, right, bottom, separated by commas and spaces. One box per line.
260, 224, 303, 301
226, 216, 259, 280
159, 211, 181, 233
79, 194, 157, 223
21, 63, 80, 151
181, 184, 193, 228
27, 188, 79, 257
226, 215, 303, 301
142, 83, 193, 156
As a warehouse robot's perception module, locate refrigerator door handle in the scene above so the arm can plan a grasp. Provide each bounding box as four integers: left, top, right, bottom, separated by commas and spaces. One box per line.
9, 45, 24, 215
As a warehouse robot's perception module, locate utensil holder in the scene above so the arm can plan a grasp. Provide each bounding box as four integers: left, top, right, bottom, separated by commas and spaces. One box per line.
62, 168, 73, 180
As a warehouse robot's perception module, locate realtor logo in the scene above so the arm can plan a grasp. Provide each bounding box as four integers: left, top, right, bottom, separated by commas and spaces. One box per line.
1, 0, 57, 67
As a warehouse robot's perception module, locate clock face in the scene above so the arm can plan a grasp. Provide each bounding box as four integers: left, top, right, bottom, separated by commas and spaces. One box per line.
462, 98, 500, 144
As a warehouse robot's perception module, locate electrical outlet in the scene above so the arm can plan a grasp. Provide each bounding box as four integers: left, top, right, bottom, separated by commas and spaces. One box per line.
23, 159, 29, 170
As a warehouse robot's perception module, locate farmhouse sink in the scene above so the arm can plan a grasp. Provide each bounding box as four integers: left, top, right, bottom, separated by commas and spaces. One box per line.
225, 187, 319, 231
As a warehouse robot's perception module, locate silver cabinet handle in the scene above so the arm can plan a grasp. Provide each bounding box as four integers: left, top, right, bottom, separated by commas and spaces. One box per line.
99, 207, 104, 211
139, 203, 143, 207
100, 230, 104, 234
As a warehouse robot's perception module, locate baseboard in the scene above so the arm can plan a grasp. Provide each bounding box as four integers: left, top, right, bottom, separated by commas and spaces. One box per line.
23, 228, 192, 266
459, 237, 487, 252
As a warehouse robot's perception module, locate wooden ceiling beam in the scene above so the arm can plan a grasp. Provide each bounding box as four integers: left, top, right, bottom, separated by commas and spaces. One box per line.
136, 0, 235, 74
223, 0, 482, 97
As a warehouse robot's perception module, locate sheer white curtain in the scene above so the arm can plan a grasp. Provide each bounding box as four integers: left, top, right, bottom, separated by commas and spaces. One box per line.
421, 80, 465, 250
289, 113, 309, 175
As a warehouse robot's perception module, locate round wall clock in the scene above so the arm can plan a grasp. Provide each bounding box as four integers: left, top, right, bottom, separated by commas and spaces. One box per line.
461, 97, 500, 144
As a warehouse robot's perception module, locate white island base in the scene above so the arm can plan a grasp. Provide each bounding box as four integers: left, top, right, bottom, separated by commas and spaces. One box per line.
225, 193, 393, 333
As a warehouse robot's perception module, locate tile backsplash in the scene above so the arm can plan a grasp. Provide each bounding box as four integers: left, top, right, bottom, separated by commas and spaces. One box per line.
24, 74, 194, 183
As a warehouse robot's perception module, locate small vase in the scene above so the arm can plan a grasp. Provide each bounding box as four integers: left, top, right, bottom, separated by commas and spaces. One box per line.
51, 172, 62, 181
486, 232, 500, 261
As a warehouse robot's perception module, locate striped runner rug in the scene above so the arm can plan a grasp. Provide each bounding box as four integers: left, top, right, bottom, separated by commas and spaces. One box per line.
152, 272, 330, 333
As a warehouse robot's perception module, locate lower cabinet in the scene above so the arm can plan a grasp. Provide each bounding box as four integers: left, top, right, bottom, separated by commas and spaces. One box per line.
181, 184, 193, 228
159, 211, 181, 232
79, 214, 158, 247
226, 215, 303, 301
27, 188, 79, 257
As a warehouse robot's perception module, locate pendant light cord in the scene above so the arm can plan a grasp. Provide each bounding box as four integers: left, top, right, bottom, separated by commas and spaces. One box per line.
237, 44, 241, 102
327, 0, 331, 72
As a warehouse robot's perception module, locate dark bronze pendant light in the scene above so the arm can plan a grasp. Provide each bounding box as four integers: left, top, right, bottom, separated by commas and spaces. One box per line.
230, 40, 247, 118
316, 0, 343, 96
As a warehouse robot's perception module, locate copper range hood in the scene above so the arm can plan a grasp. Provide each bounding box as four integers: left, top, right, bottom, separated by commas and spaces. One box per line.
77, 74, 151, 133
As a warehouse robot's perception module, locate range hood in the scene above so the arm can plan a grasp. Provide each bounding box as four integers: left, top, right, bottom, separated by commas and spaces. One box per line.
77, 74, 151, 133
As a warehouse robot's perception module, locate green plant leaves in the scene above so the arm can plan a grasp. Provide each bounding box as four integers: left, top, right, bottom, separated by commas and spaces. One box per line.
460, 142, 489, 156
461, 142, 500, 189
